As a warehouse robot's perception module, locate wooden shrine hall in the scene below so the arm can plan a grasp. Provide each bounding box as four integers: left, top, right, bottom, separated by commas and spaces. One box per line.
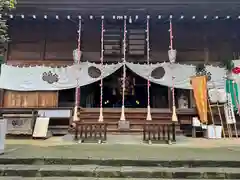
0, 0, 240, 142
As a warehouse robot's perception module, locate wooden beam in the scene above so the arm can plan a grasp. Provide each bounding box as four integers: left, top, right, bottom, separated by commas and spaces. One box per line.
41, 20, 47, 60
17, 0, 240, 6
168, 87, 172, 109
6, 60, 73, 66
204, 48, 209, 64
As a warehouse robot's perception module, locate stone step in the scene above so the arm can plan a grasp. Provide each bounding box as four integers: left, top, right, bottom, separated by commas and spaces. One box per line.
0, 165, 239, 178
1, 158, 240, 167
0, 178, 235, 180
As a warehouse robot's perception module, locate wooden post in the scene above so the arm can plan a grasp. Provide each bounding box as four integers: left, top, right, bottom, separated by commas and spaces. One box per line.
204, 47, 209, 64
42, 20, 47, 60
167, 87, 172, 109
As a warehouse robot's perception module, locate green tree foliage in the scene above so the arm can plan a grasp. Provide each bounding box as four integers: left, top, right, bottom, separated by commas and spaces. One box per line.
222, 59, 234, 72
0, 0, 16, 43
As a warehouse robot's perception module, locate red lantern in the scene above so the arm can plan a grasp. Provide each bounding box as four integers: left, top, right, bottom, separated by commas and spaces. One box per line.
232, 67, 240, 74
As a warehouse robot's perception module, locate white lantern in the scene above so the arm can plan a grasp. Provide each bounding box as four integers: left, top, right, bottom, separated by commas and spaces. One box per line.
218, 89, 227, 103
73, 49, 82, 63
208, 88, 227, 103
168, 49, 177, 63
208, 89, 218, 103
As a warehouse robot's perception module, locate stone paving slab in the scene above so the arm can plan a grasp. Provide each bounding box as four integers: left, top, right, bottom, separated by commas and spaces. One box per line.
0, 177, 238, 179
2, 143, 240, 161
2, 157, 240, 167
0, 165, 239, 178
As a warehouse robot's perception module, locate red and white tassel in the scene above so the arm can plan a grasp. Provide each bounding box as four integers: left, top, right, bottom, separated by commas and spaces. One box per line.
120, 16, 127, 121
99, 16, 105, 122
73, 18, 82, 122
146, 15, 152, 121
169, 18, 178, 122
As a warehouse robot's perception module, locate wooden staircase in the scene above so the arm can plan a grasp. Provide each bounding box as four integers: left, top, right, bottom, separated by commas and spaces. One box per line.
79, 108, 182, 133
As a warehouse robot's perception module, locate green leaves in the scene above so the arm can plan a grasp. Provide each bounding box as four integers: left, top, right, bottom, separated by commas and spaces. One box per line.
0, 0, 16, 10
195, 63, 212, 81
222, 59, 234, 72
0, 0, 16, 45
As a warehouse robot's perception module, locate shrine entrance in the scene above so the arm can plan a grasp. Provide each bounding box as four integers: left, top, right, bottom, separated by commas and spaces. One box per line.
58, 67, 169, 109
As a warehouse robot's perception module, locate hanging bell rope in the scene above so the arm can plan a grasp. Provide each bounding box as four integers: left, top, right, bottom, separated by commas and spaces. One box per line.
120, 16, 127, 121
99, 16, 105, 122
146, 15, 152, 121
169, 18, 178, 122
73, 18, 82, 122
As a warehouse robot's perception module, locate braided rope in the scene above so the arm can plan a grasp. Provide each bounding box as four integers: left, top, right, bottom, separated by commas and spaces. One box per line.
146, 16, 150, 108
100, 17, 104, 110
75, 18, 81, 107
169, 19, 176, 113
122, 17, 127, 108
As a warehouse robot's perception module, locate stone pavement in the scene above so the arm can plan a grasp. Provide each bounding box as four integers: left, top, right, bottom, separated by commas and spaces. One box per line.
2, 136, 240, 161
1, 137, 240, 179
0, 176, 234, 180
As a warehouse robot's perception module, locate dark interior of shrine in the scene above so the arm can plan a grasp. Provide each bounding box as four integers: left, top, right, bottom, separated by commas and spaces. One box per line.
58, 68, 170, 108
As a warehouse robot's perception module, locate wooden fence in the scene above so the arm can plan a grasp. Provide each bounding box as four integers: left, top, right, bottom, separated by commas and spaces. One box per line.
143, 123, 176, 144
74, 122, 107, 143
74, 121, 177, 144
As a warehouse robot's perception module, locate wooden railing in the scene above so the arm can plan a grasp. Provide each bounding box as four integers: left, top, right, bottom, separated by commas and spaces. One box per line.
74, 122, 107, 143
143, 123, 176, 144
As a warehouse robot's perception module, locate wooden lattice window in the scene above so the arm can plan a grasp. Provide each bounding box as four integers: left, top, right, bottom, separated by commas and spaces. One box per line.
128, 29, 146, 56
104, 29, 122, 56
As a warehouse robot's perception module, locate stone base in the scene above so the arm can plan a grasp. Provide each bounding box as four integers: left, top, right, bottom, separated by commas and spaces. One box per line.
118, 120, 130, 130
0, 163, 238, 178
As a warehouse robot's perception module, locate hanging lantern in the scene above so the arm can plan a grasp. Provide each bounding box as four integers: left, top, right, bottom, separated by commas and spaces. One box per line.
218, 89, 227, 103
232, 67, 240, 74
168, 49, 177, 64
73, 49, 82, 64
208, 88, 227, 103
208, 89, 218, 103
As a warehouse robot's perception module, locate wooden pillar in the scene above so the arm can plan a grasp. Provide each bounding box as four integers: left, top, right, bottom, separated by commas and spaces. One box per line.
203, 33, 209, 64
41, 20, 48, 60
190, 89, 194, 108
168, 87, 172, 109
204, 47, 209, 64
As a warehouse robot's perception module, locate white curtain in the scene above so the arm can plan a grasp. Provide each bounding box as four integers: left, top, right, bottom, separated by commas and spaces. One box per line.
0, 62, 122, 91
126, 62, 226, 89
1, 60, 240, 91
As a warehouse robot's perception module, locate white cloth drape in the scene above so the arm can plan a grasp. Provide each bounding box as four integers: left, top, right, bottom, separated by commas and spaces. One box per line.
0, 62, 122, 91
1, 60, 240, 91
126, 62, 226, 89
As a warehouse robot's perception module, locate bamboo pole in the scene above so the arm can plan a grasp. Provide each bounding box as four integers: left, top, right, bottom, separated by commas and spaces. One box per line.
227, 80, 233, 138
231, 80, 239, 138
